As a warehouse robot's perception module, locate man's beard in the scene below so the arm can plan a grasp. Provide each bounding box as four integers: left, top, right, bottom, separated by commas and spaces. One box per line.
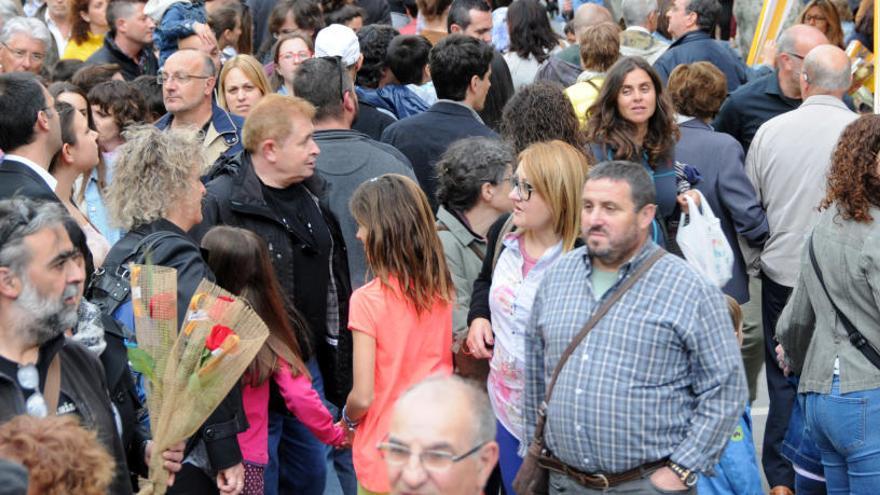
16, 277, 80, 347
587, 223, 643, 267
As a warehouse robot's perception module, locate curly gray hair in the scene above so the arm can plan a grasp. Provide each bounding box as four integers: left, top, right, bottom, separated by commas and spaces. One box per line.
435, 137, 514, 213
106, 126, 206, 230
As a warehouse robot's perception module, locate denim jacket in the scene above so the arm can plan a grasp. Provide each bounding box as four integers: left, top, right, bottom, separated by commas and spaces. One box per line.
155, 100, 244, 170
83, 168, 124, 245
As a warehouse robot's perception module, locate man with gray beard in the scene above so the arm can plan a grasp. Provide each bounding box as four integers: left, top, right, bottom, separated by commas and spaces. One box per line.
0, 198, 134, 495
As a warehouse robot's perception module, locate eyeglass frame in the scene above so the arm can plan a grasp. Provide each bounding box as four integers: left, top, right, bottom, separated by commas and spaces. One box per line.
0, 41, 46, 63
318, 55, 348, 102
377, 439, 488, 473
156, 71, 213, 85
509, 175, 534, 201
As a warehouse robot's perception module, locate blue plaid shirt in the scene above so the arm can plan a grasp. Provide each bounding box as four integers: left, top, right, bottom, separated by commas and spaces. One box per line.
524, 241, 747, 475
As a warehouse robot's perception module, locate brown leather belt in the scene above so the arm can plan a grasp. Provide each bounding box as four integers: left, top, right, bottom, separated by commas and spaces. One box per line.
537, 455, 668, 490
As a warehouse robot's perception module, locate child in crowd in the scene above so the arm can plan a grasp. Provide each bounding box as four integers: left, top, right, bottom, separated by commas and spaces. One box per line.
343, 174, 454, 494
356, 30, 430, 119
697, 296, 763, 495
145, 0, 210, 67
388, 33, 437, 107
201, 226, 349, 495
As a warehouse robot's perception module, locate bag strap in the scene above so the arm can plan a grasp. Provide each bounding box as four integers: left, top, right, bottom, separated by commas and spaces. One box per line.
45, 352, 61, 416
437, 220, 486, 262
533, 248, 666, 438
808, 234, 880, 370
491, 215, 517, 271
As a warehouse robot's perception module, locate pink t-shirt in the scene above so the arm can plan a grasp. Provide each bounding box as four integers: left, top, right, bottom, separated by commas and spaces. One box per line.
349, 277, 453, 493
237, 357, 346, 465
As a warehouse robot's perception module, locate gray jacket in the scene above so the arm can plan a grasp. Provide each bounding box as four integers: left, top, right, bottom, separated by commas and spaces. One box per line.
436, 206, 486, 347
314, 128, 415, 289
776, 205, 880, 394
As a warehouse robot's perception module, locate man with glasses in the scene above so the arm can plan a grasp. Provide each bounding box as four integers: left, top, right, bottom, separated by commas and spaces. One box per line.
155, 49, 243, 171
381, 34, 497, 212
0, 17, 52, 75
744, 44, 855, 495
382, 375, 499, 495
714, 24, 828, 154
0, 73, 62, 202
86, 0, 157, 81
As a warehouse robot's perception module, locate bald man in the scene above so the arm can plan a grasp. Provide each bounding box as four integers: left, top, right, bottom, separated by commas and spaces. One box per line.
383, 376, 499, 495
154, 49, 243, 171
745, 43, 855, 495
557, 4, 615, 67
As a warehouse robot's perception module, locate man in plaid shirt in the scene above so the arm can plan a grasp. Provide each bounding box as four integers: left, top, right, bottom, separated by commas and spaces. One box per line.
524, 161, 748, 493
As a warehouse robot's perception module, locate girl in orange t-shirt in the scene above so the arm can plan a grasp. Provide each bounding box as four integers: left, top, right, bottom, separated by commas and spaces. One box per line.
342, 174, 455, 494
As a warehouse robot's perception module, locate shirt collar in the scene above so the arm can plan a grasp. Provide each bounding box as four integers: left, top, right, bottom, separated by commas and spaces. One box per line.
625, 26, 652, 35
4, 154, 58, 190
582, 239, 659, 279
436, 99, 485, 124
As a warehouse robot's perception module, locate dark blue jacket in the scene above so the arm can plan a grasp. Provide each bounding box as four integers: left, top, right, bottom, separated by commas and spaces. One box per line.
155, 100, 244, 169
653, 31, 749, 92
381, 101, 498, 210
0, 158, 60, 202
675, 118, 768, 303
356, 85, 430, 119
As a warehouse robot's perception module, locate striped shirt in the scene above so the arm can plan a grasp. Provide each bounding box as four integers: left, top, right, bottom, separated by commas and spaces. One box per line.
524, 241, 747, 475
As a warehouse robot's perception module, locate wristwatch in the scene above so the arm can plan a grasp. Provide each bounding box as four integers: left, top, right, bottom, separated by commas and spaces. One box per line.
667, 461, 698, 487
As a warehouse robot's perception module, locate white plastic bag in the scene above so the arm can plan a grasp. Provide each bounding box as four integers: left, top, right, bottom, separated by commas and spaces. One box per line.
676, 190, 734, 287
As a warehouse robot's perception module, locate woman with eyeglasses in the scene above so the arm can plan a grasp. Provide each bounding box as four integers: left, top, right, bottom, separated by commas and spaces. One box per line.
465, 141, 589, 495
218, 54, 271, 118
586, 56, 700, 252
271, 31, 314, 96
798, 0, 845, 48
434, 138, 515, 381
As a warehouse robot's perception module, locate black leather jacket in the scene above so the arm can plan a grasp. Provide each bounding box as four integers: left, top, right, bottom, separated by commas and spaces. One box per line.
193, 151, 353, 407
0, 335, 133, 494
100, 218, 246, 471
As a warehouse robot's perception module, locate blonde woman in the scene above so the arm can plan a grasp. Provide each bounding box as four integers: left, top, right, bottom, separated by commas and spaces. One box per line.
218, 54, 271, 118
465, 140, 589, 494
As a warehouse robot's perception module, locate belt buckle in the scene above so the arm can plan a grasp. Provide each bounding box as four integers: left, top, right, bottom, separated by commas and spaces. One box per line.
595, 473, 610, 489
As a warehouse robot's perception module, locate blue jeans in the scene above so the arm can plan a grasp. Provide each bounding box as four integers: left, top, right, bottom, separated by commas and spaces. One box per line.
783, 379, 826, 495
805, 376, 880, 494
496, 420, 522, 495
264, 358, 328, 495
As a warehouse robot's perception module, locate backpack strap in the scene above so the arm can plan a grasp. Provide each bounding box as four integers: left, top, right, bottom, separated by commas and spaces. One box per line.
437, 220, 486, 262
491, 215, 517, 272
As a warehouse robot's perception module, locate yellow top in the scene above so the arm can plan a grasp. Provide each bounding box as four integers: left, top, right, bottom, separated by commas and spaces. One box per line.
62, 32, 105, 61
565, 75, 605, 128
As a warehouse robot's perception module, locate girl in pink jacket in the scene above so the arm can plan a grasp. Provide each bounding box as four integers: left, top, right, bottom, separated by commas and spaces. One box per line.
202, 226, 349, 495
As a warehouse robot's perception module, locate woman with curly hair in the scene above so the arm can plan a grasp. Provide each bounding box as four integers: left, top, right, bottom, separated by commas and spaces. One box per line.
97, 125, 247, 494
776, 114, 880, 494
63, 0, 108, 60
0, 415, 115, 495
503, 0, 564, 90
499, 81, 587, 155
586, 56, 698, 249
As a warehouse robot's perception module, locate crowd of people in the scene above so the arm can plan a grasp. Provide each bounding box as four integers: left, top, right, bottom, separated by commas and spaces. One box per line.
0, 0, 878, 493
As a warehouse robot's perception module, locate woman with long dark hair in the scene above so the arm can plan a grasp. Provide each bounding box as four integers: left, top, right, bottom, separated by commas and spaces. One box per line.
586, 56, 698, 249
201, 226, 347, 495
503, 0, 563, 90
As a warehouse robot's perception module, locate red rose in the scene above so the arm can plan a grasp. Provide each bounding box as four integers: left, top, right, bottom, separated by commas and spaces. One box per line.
149, 293, 176, 320
205, 325, 234, 351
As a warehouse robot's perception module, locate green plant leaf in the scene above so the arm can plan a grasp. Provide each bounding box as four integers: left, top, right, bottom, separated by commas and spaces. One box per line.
128, 347, 156, 382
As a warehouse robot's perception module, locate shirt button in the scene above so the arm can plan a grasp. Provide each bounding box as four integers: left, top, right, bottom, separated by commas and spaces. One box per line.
575, 388, 583, 395
583, 457, 590, 464
575, 424, 582, 432
581, 353, 589, 361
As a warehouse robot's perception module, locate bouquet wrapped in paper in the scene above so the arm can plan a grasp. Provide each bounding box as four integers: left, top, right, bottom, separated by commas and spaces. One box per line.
126, 265, 269, 495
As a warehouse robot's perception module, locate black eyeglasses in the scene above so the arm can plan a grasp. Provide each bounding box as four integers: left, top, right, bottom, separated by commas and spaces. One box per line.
17, 364, 49, 417
510, 176, 534, 201
319, 55, 347, 101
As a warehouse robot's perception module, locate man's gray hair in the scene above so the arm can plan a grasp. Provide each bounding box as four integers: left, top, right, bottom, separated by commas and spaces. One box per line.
803, 48, 851, 91
588, 160, 656, 210
776, 27, 798, 56
435, 137, 514, 212
0, 16, 51, 49
0, 198, 69, 276
621, 0, 658, 28
399, 375, 497, 444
